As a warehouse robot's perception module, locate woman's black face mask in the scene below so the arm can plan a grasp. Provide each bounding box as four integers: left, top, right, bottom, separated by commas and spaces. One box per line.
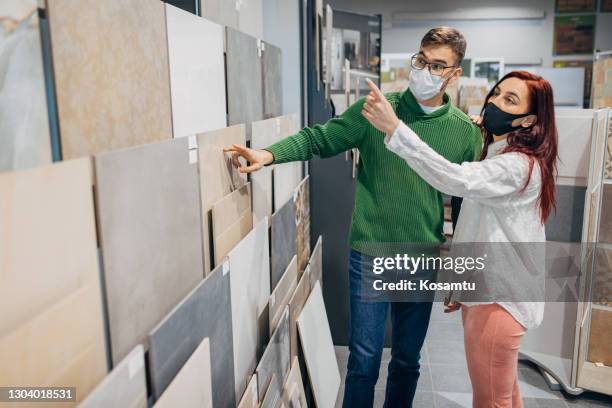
482, 102, 533, 136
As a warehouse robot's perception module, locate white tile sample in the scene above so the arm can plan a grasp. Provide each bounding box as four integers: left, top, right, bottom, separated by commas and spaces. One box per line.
297, 282, 340, 408
273, 114, 302, 210
78, 345, 147, 408
154, 338, 213, 408
166, 4, 226, 137
238, 374, 259, 408
555, 110, 593, 182
256, 309, 290, 401
0, 8, 51, 172
198, 124, 247, 274
0, 158, 107, 402
271, 197, 297, 290
238, 0, 263, 39
251, 117, 280, 224
95, 138, 204, 364
228, 217, 271, 402
309, 236, 323, 290
270, 255, 298, 336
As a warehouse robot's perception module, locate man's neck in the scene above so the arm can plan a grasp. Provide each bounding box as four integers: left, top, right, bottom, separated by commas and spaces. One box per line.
416, 92, 445, 107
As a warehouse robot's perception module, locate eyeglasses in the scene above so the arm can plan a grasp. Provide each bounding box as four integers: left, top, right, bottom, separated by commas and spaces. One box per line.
411, 54, 456, 76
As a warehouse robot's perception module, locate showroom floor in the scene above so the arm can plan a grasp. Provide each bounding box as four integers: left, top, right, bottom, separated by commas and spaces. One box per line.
334, 303, 612, 408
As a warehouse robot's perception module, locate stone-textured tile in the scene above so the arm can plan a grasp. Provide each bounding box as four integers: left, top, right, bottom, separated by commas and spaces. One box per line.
289, 268, 311, 360
271, 198, 297, 290
427, 339, 467, 366
309, 236, 323, 290
295, 176, 311, 274
262, 42, 282, 119
47, 0, 172, 159
78, 346, 147, 408
227, 218, 270, 402
281, 357, 308, 408
238, 374, 258, 408
0, 8, 52, 172
211, 183, 253, 265
200, 0, 238, 30
226, 27, 263, 140
545, 185, 586, 243
0, 159, 107, 403
154, 338, 213, 408
95, 138, 204, 365
166, 4, 226, 137
257, 309, 290, 400
430, 364, 473, 393
270, 256, 298, 336
148, 264, 235, 408
261, 374, 281, 408
298, 282, 341, 408
251, 117, 280, 224
238, 0, 263, 39
198, 125, 247, 274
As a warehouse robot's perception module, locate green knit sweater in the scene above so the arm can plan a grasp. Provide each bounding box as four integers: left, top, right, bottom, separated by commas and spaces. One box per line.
265, 89, 483, 255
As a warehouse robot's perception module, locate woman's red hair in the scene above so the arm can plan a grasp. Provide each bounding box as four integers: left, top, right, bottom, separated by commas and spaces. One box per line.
479, 70, 558, 224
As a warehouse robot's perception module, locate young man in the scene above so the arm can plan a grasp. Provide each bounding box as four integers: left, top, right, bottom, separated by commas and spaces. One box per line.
226, 27, 482, 408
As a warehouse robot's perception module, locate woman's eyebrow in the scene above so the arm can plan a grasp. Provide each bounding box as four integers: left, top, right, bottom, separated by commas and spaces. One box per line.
505, 91, 520, 100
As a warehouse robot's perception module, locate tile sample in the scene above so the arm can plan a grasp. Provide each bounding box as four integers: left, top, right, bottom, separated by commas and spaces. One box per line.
270, 256, 298, 335
200, 0, 238, 30
78, 346, 147, 408
262, 42, 282, 119
297, 282, 341, 408
599, 184, 612, 243
295, 176, 311, 274
226, 27, 263, 139
166, 4, 226, 137
587, 308, 612, 366
256, 309, 290, 401
198, 125, 247, 274
251, 117, 280, 224
0, 7, 52, 172
238, 0, 264, 39
273, 114, 302, 210
271, 198, 297, 290
0, 159, 107, 402
280, 357, 307, 408
288, 267, 311, 361
261, 374, 281, 408
555, 110, 593, 181
238, 374, 259, 408
544, 185, 586, 243
148, 264, 235, 407
95, 137, 204, 364
212, 183, 253, 265
47, 0, 172, 159
154, 338, 213, 408
228, 218, 271, 401
309, 236, 323, 290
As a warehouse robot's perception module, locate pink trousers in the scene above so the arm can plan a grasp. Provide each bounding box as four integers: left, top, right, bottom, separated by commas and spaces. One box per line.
462, 304, 526, 408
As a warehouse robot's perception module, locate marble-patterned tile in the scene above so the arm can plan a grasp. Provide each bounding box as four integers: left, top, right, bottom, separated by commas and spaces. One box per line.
94, 138, 204, 365
256, 308, 290, 401
261, 374, 281, 408
166, 4, 226, 138
148, 264, 235, 407
0, 159, 107, 403
270, 255, 298, 336
227, 218, 271, 402
211, 183, 253, 265
271, 197, 297, 290
200, 0, 238, 30
289, 267, 311, 361
309, 236, 323, 290
251, 117, 280, 224
262, 42, 282, 119
198, 125, 247, 274
295, 176, 311, 274
154, 338, 213, 408
78, 345, 146, 408
280, 357, 307, 408
238, 0, 263, 39
0, 7, 51, 172
238, 374, 259, 408
226, 27, 263, 140
545, 185, 586, 243
47, 0, 172, 159
297, 282, 341, 408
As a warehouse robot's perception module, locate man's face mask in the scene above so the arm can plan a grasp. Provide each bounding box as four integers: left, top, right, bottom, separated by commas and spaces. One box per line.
482, 102, 534, 136
409, 66, 452, 101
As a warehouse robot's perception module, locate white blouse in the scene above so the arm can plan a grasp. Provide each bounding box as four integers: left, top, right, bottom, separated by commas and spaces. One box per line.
385, 121, 546, 329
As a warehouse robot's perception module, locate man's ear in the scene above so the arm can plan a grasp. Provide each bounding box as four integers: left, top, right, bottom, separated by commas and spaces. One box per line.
520, 114, 538, 127
448, 67, 462, 84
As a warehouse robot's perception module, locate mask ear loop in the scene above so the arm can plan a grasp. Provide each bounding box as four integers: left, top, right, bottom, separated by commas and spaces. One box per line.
439, 68, 458, 93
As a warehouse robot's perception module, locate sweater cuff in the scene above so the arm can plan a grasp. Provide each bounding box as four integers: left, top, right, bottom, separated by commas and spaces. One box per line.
384, 121, 424, 157
263, 142, 289, 164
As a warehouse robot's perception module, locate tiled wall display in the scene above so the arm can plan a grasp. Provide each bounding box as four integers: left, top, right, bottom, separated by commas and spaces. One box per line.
251, 117, 280, 224
237, 374, 259, 408
295, 176, 311, 273
309, 236, 323, 290
211, 183, 253, 265
288, 266, 311, 360
280, 357, 308, 408
256, 309, 290, 401
271, 198, 298, 290
262, 42, 283, 119
274, 114, 302, 209
46, 0, 173, 159
269, 256, 298, 336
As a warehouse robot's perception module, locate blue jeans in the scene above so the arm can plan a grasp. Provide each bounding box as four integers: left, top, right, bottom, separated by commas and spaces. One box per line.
342, 250, 433, 408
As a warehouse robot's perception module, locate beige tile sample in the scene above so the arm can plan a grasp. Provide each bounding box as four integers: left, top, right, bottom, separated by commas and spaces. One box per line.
238, 374, 259, 408
280, 357, 307, 408
211, 183, 253, 265
288, 266, 311, 361
0, 158, 107, 404
46, 0, 172, 159
270, 255, 298, 336
251, 117, 280, 224
198, 125, 247, 274
154, 338, 213, 408
295, 176, 311, 274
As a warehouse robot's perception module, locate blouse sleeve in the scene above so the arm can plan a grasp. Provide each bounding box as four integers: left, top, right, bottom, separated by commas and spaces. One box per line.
385, 121, 532, 202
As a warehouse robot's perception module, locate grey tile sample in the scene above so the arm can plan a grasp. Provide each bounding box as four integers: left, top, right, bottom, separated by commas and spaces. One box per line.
226, 27, 263, 139
271, 198, 297, 291
599, 184, 612, 243
256, 309, 290, 401
148, 264, 235, 407
200, 0, 239, 30
261, 374, 281, 408
262, 42, 282, 119
78, 345, 147, 408
309, 236, 323, 290
95, 137, 204, 365
545, 185, 586, 243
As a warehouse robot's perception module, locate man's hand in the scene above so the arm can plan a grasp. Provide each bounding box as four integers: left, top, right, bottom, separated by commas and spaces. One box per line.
469, 114, 483, 126
223, 144, 274, 174
362, 78, 400, 136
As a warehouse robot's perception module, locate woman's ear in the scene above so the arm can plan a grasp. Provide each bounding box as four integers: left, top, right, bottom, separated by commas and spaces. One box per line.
520, 114, 538, 127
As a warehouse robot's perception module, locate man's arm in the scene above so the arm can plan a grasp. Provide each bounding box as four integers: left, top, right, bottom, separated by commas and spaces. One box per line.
450, 126, 483, 230
265, 98, 368, 164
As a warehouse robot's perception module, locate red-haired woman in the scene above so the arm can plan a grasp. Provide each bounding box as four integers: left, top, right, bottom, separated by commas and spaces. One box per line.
362, 71, 558, 407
